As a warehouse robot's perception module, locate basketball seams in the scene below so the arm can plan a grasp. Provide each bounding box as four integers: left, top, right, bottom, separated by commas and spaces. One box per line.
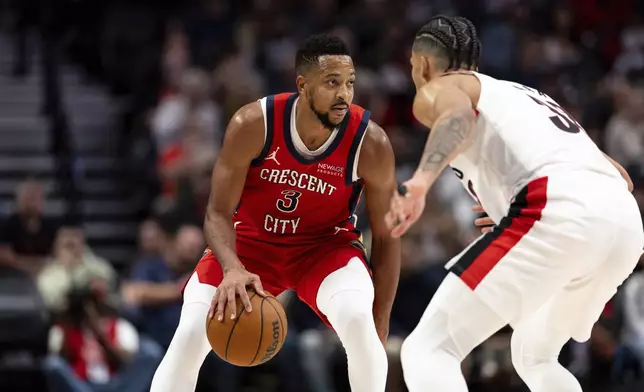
209, 292, 287, 367
224, 292, 258, 360
248, 297, 267, 365
265, 297, 287, 347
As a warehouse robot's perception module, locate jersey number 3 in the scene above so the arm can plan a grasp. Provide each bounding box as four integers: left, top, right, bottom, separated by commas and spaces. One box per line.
528, 95, 582, 134
276, 190, 302, 213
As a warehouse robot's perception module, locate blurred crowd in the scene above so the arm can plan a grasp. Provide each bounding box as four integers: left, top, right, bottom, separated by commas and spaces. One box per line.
1, 0, 644, 391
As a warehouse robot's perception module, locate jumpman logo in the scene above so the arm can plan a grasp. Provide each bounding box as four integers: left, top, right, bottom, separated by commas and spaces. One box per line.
265, 147, 280, 165
334, 226, 349, 235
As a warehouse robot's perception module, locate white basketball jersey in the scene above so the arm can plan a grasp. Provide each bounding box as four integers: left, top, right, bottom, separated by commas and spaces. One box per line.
450, 72, 622, 222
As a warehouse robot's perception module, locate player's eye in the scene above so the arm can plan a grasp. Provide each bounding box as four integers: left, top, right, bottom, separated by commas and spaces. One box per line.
327, 80, 338, 86
348, 80, 355, 87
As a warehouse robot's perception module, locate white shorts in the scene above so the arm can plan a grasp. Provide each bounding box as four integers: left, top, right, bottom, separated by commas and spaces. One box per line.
445, 174, 644, 341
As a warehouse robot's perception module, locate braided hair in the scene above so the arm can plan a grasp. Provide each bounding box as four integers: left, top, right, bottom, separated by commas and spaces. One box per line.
412, 15, 481, 71
454, 16, 481, 69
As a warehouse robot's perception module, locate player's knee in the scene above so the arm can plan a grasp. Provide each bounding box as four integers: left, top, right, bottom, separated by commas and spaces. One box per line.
166, 303, 210, 361
400, 331, 430, 369
326, 291, 374, 336
510, 328, 549, 374
512, 317, 566, 371
402, 308, 468, 368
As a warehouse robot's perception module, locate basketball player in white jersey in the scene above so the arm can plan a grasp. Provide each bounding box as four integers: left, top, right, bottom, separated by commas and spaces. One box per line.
386, 15, 644, 392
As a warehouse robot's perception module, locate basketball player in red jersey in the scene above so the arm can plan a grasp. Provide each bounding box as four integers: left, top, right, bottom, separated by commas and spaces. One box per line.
150, 34, 400, 392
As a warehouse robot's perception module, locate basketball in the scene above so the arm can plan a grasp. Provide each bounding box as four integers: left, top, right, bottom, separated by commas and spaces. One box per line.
206, 290, 288, 367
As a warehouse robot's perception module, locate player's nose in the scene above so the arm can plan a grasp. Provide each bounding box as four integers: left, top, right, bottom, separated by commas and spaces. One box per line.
336, 85, 350, 101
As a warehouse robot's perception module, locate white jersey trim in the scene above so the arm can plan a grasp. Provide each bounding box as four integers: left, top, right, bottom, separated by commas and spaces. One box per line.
258, 97, 268, 148
352, 128, 368, 182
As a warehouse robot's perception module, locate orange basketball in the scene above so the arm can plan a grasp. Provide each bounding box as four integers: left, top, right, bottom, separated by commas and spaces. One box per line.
206, 290, 288, 367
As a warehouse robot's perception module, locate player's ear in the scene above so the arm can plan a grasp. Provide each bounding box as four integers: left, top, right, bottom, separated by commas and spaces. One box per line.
296, 75, 306, 94
420, 56, 431, 84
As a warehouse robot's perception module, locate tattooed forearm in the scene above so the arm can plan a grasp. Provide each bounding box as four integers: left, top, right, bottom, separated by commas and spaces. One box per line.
418, 113, 476, 179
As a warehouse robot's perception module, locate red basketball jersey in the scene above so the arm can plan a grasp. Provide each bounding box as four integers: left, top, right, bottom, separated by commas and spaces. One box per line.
234, 93, 370, 245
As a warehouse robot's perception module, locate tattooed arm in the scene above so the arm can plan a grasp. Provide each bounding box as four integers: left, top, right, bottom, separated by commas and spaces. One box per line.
385, 83, 476, 236
412, 83, 477, 190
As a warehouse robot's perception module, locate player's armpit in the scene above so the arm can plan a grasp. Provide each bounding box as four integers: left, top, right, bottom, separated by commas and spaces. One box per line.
204, 102, 265, 273
413, 83, 477, 191
358, 121, 401, 344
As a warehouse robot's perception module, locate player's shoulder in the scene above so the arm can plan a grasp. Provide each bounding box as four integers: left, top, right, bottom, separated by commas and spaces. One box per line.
222, 101, 266, 159
425, 71, 481, 98
362, 121, 389, 148
229, 101, 264, 132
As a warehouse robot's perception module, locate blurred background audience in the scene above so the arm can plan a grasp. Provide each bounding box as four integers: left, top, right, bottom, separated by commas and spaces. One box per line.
0, 0, 643, 391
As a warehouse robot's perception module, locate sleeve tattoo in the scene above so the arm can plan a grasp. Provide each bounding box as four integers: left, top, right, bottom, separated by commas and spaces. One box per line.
419, 114, 475, 176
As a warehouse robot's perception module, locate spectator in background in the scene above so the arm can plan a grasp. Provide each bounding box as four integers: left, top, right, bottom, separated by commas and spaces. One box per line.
541, 5, 581, 71
136, 219, 165, 261
121, 223, 202, 349
160, 25, 190, 99
182, 0, 235, 69
212, 48, 265, 119
156, 114, 218, 220
605, 74, 644, 168
151, 68, 221, 151
37, 227, 117, 313
0, 179, 60, 277
613, 15, 644, 75
44, 284, 162, 392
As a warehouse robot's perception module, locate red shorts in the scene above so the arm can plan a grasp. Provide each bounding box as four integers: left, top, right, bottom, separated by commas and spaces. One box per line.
193, 233, 370, 326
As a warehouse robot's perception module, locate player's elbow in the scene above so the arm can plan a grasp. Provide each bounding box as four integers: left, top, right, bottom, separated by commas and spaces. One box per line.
204, 202, 227, 231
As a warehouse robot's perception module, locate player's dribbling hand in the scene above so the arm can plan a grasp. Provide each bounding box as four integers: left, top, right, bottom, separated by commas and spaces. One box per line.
385, 176, 428, 237
209, 267, 267, 322
472, 203, 495, 233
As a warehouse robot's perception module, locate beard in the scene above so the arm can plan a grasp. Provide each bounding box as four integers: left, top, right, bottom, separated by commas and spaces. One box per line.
307, 91, 342, 130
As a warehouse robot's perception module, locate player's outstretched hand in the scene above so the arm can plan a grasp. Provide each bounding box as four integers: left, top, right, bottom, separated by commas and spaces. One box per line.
209, 268, 266, 322
385, 176, 428, 238
472, 204, 495, 233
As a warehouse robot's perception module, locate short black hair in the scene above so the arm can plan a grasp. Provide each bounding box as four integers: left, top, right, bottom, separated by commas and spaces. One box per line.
413, 15, 481, 71
295, 34, 351, 75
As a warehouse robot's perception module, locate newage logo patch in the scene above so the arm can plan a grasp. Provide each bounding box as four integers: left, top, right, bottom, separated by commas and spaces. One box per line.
318, 163, 344, 177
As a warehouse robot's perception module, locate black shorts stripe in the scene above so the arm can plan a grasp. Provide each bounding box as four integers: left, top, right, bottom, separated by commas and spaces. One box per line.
451, 182, 530, 277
